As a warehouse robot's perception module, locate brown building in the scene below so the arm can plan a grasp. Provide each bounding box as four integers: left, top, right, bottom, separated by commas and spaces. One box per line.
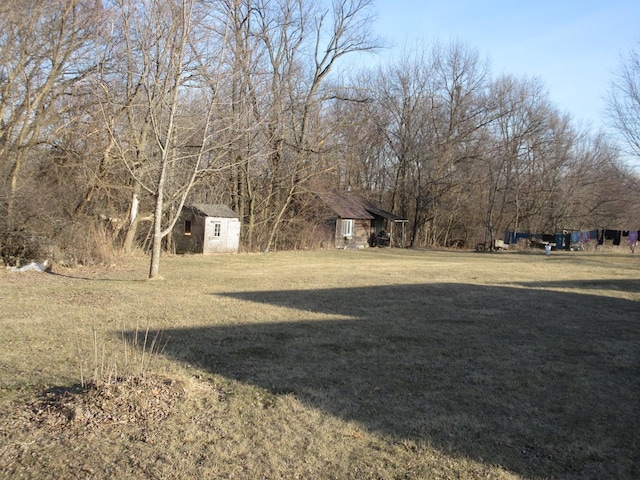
317, 191, 407, 249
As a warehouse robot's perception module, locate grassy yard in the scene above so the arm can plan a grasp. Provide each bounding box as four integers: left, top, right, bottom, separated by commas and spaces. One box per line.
0, 249, 638, 479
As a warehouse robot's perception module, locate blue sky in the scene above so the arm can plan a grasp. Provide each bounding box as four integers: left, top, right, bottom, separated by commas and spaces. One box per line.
367, 0, 640, 133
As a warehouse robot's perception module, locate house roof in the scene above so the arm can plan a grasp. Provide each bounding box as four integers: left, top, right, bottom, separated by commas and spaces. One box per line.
188, 204, 239, 218
363, 205, 407, 222
317, 191, 374, 219
317, 190, 406, 221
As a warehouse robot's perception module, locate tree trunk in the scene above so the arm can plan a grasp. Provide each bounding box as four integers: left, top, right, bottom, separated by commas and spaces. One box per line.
123, 187, 141, 254
148, 163, 167, 279
264, 184, 296, 252
148, 203, 163, 279
6, 155, 22, 230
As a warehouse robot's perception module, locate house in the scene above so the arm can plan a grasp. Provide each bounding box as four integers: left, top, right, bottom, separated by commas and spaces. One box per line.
317, 190, 407, 249
173, 204, 241, 254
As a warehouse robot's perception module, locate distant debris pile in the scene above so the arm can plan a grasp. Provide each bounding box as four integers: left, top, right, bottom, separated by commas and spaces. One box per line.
9, 260, 51, 273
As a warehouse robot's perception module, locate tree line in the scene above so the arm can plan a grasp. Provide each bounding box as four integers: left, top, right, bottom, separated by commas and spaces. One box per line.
1, 0, 639, 277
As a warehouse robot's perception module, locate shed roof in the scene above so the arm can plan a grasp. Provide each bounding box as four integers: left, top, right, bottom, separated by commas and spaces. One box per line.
363, 205, 407, 222
317, 190, 406, 221
188, 204, 239, 218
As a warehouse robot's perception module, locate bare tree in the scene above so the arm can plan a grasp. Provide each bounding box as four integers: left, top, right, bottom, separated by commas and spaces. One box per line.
101, 0, 232, 278
552, 131, 626, 230
607, 45, 640, 161
367, 42, 491, 247
220, 0, 379, 251
0, 0, 103, 231
479, 75, 573, 246
3, 0, 634, 264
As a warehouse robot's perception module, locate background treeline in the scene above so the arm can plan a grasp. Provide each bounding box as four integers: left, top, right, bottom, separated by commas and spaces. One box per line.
1, 0, 639, 267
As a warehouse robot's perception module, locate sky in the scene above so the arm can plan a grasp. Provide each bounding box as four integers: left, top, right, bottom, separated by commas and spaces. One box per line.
367, 0, 640, 133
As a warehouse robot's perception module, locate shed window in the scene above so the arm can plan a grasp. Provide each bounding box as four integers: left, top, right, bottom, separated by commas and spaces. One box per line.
213, 222, 221, 237
342, 219, 354, 237
184, 220, 192, 236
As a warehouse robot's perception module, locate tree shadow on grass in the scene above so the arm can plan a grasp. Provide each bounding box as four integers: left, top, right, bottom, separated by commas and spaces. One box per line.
45, 271, 147, 282
134, 283, 639, 479
509, 278, 640, 294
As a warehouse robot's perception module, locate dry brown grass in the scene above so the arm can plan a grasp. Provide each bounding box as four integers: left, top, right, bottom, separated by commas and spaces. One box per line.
0, 249, 638, 479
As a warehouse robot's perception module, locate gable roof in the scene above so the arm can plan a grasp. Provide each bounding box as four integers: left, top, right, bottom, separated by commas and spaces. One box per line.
317, 191, 374, 219
317, 190, 406, 221
188, 204, 239, 218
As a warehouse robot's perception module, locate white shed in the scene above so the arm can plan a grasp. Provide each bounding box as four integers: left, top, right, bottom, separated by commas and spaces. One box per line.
173, 204, 241, 254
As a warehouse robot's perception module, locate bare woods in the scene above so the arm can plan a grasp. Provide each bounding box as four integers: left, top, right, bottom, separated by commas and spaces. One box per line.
1, 0, 638, 275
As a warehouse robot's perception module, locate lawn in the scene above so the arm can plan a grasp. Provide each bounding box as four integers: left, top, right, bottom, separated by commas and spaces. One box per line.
0, 249, 638, 479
